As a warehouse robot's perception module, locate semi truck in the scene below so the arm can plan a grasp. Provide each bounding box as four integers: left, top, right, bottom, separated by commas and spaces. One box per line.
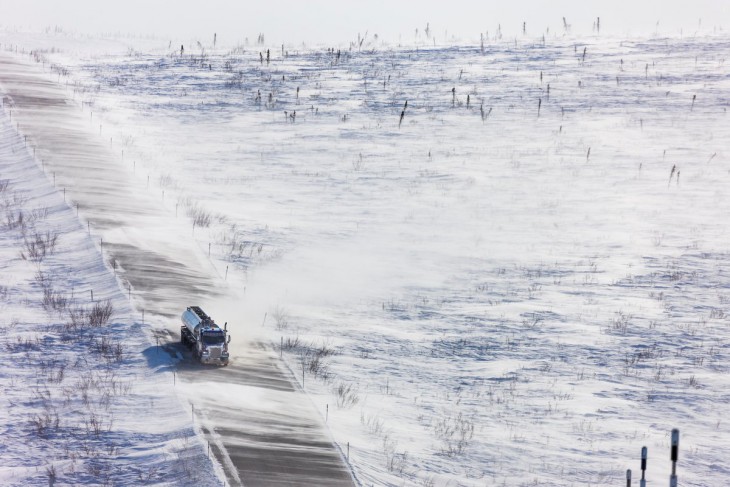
181, 306, 230, 365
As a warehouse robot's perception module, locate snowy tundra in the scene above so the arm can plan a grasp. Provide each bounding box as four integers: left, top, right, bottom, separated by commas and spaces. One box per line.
2, 27, 730, 486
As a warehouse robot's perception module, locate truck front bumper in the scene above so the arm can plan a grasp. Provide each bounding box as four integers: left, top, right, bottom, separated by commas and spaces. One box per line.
200, 355, 229, 365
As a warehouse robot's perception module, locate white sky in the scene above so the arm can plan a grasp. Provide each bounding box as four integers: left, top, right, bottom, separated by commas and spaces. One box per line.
1, 0, 729, 45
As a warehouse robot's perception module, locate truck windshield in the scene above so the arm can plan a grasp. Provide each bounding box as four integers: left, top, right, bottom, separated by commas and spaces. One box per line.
202, 334, 225, 345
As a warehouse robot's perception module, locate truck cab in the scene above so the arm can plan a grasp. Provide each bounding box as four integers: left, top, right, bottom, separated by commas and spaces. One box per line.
181, 306, 230, 365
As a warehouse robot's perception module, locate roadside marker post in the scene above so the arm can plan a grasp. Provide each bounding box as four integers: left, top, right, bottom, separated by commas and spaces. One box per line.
670, 429, 679, 487
640, 446, 647, 487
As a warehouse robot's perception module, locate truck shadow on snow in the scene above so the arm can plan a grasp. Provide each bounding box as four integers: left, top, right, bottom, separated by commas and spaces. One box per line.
141, 339, 240, 374
141, 343, 182, 371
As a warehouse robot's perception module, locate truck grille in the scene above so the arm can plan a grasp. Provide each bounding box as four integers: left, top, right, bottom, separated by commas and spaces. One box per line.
209, 348, 221, 359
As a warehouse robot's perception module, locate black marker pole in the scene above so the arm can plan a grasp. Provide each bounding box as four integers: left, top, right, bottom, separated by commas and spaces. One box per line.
670, 429, 679, 487
640, 446, 647, 487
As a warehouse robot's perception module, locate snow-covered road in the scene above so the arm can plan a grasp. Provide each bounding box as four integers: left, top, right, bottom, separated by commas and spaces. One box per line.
0, 51, 355, 486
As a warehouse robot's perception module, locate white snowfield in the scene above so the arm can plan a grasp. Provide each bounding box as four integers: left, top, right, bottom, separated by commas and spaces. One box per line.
2, 26, 730, 486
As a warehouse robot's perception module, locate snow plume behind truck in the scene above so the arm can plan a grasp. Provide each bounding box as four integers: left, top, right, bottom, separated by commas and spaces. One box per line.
181, 306, 230, 365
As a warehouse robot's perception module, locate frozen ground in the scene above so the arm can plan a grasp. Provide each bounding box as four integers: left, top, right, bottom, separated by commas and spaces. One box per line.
2, 28, 730, 486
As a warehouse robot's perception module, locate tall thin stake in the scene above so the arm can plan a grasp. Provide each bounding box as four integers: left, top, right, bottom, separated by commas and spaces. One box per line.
670, 429, 679, 487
